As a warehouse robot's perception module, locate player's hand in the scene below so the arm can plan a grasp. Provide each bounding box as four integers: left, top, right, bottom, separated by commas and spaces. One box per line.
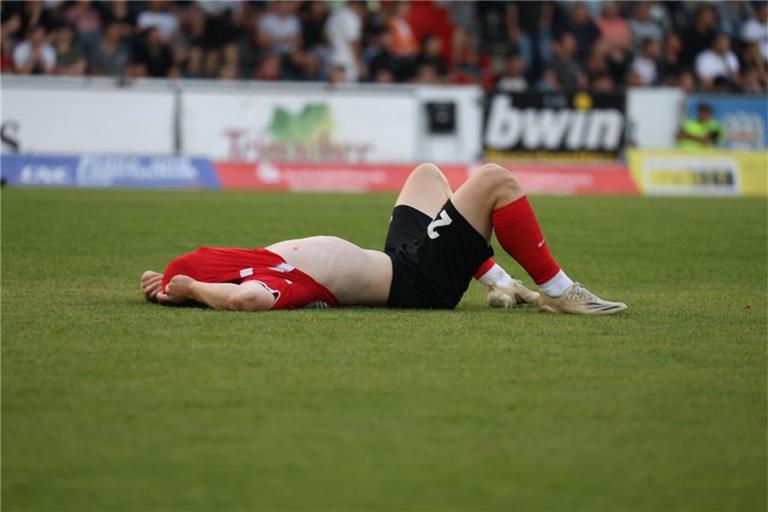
141, 270, 164, 302
157, 275, 195, 304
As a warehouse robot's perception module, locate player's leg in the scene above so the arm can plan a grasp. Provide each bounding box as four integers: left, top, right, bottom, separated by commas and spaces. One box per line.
394, 162, 453, 217
392, 163, 536, 307
451, 163, 626, 314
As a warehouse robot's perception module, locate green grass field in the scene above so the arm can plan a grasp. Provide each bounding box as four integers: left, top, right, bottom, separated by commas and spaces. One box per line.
2, 189, 766, 511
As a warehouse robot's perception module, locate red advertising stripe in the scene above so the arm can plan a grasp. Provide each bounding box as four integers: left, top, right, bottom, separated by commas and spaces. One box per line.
214, 161, 638, 195
504, 164, 639, 195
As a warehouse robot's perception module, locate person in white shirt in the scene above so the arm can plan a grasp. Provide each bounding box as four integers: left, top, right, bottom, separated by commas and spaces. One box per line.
13, 26, 56, 75
740, 3, 768, 62
137, 0, 179, 42
631, 38, 660, 85
325, 1, 365, 82
258, 1, 301, 56
695, 33, 740, 89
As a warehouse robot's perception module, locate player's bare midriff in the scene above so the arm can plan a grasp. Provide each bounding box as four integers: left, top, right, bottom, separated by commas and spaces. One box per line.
266, 236, 392, 306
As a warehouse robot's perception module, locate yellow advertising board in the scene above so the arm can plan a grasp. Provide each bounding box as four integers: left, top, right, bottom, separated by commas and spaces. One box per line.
627, 150, 768, 197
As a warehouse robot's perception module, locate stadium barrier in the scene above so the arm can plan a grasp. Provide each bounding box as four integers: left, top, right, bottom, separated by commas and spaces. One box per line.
8, 152, 766, 197
216, 161, 638, 195
1, 154, 638, 195
627, 149, 768, 196
1, 76, 482, 164
0, 154, 219, 188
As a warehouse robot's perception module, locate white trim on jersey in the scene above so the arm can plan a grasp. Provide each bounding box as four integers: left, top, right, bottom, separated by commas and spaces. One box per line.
250, 279, 280, 309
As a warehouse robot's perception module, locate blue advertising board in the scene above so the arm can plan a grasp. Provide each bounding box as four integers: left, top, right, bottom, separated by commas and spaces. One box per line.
0, 154, 220, 188
686, 95, 768, 150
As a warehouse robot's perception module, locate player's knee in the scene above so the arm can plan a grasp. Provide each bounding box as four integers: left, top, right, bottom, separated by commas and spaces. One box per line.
473, 164, 524, 198
411, 162, 448, 187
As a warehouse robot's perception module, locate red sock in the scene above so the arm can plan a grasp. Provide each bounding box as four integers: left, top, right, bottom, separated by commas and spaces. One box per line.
473, 257, 496, 279
492, 196, 560, 285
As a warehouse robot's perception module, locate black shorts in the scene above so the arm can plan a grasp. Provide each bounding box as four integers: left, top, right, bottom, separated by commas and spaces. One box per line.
384, 200, 493, 309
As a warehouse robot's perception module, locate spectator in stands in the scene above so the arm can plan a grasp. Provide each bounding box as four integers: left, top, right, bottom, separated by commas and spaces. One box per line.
566, 2, 600, 62
550, 32, 587, 91
101, 0, 135, 35
595, 1, 632, 51
584, 41, 610, 83
681, 5, 717, 65
53, 23, 86, 75
591, 74, 616, 92
451, 33, 484, 85
0, 0, 761, 92
740, 42, 767, 89
536, 67, 560, 92
387, 2, 419, 58
367, 30, 402, 83
256, 1, 310, 81
175, 3, 207, 78
255, 52, 281, 80
10, 1, 52, 36
88, 22, 128, 76
328, 63, 348, 86
676, 103, 722, 149
300, 1, 331, 79
717, 0, 754, 40
137, 1, 179, 43
741, 67, 764, 93
301, 1, 329, 53
1, 13, 23, 72
629, 2, 663, 46
658, 32, 684, 84
474, 2, 531, 74
325, 1, 364, 82
13, 25, 56, 74
677, 70, 696, 93
258, 1, 301, 56
496, 53, 528, 92
129, 27, 175, 78
695, 33, 740, 90
522, 1, 555, 71
416, 35, 448, 79
412, 62, 441, 84
631, 38, 660, 86
63, 0, 102, 51
740, 3, 768, 63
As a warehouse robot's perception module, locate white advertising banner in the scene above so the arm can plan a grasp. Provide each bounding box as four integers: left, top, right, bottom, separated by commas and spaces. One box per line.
626, 88, 684, 150
181, 90, 418, 163
1, 88, 175, 154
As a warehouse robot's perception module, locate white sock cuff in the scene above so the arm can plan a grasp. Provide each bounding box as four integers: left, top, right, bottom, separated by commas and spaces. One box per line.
539, 270, 573, 298
477, 264, 513, 288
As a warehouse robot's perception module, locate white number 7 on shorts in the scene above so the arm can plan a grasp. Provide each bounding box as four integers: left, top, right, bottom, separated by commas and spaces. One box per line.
427, 210, 453, 239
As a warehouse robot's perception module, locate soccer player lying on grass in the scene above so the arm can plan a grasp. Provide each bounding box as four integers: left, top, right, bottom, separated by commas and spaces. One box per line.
141, 163, 627, 315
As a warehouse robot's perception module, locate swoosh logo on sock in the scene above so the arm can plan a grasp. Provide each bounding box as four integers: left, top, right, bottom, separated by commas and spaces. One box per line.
537, 239, 546, 248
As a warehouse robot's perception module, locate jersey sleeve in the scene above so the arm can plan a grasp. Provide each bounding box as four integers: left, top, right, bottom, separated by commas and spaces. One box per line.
242, 274, 328, 310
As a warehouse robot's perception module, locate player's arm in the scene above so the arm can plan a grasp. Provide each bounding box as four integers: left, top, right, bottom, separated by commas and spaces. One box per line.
158, 275, 275, 311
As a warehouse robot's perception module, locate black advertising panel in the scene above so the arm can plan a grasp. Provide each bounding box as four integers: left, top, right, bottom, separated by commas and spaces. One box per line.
483, 91, 627, 161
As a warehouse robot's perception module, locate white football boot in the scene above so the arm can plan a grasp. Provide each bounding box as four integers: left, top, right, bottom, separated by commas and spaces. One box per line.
538, 282, 627, 315
486, 279, 540, 308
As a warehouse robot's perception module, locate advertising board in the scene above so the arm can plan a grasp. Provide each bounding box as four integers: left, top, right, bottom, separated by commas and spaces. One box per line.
627, 149, 767, 196
214, 161, 637, 195
182, 90, 418, 163
0, 154, 218, 188
1, 88, 175, 155
484, 91, 626, 161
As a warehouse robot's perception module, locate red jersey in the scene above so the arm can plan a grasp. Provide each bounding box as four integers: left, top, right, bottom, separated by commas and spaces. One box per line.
161, 247, 338, 310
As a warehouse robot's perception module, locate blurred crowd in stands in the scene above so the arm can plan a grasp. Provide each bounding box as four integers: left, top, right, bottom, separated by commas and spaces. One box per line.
1, 0, 766, 93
